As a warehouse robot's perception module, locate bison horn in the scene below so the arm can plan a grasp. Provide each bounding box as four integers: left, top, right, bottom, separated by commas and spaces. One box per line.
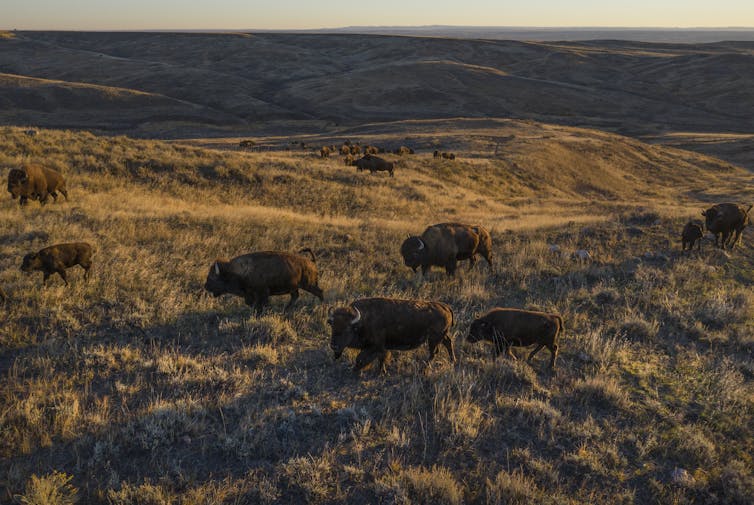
214, 262, 220, 276
350, 306, 361, 325
416, 238, 425, 251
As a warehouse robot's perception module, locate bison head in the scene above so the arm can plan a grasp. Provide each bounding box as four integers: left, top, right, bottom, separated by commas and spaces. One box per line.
400, 236, 427, 271
326, 306, 362, 359
204, 260, 242, 298
20, 252, 42, 273
7, 168, 28, 199
466, 318, 492, 344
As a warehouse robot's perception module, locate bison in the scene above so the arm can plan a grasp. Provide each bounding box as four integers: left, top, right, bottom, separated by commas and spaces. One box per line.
349, 144, 362, 155
21, 242, 93, 286
354, 154, 394, 177
327, 297, 455, 373
320, 146, 331, 158
340, 145, 351, 156
702, 203, 752, 249
204, 249, 324, 314
467, 308, 564, 369
401, 222, 492, 277
681, 221, 704, 251
8, 164, 68, 206
441, 152, 456, 160
433, 150, 440, 158
239, 140, 255, 149
364, 145, 379, 155
394, 146, 414, 155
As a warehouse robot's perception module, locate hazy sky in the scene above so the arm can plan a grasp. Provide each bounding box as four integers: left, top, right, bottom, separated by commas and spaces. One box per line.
3, 1, 753, 30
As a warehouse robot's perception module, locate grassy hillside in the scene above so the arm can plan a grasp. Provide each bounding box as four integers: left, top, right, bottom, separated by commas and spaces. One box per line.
1, 33, 753, 139
1, 125, 753, 504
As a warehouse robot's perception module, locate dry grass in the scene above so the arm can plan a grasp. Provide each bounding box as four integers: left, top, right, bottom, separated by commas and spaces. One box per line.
0, 126, 753, 504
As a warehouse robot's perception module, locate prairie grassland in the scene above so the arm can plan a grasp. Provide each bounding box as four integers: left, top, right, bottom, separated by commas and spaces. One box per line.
0, 125, 753, 504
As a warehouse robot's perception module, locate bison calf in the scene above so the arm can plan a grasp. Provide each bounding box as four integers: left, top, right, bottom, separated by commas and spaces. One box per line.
21, 242, 93, 286
681, 221, 704, 251
327, 297, 455, 373
467, 308, 563, 369
204, 249, 324, 314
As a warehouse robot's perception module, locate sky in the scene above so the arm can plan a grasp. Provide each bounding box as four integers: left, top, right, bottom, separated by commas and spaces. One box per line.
3, 0, 754, 30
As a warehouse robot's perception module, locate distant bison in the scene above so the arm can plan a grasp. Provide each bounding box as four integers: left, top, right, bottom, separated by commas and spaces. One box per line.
433, 150, 440, 158
401, 222, 491, 277
349, 144, 362, 155
394, 146, 414, 155
354, 154, 394, 177
340, 145, 351, 156
320, 146, 331, 158
8, 164, 68, 206
467, 308, 563, 369
327, 297, 455, 373
681, 221, 704, 251
239, 140, 255, 149
204, 249, 324, 314
344, 154, 355, 166
21, 242, 93, 286
441, 152, 456, 160
364, 145, 379, 155
702, 203, 752, 249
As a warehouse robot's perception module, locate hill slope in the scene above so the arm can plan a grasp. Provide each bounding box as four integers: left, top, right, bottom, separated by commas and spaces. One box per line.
1, 32, 753, 139
1, 124, 753, 504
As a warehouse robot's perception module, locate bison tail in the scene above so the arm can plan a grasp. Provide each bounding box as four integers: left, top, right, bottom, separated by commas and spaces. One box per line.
299, 247, 316, 262
554, 315, 565, 339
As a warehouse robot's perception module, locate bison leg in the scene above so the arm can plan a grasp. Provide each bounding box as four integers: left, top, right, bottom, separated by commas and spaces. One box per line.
81, 263, 91, 280
255, 289, 270, 314
49, 191, 58, 202
697, 238, 701, 251
59, 188, 69, 201
444, 260, 457, 277
42, 271, 51, 286
285, 289, 299, 311
468, 255, 477, 271
353, 348, 381, 372
548, 343, 559, 370
441, 334, 456, 363
55, 268, 68, 286
527, 344, 545, 362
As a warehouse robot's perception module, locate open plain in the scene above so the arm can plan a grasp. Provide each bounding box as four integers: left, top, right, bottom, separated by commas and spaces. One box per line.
0, 31, 753, 504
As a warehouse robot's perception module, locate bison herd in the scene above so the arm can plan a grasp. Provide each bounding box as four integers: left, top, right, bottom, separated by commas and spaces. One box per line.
3, 158, 752, 375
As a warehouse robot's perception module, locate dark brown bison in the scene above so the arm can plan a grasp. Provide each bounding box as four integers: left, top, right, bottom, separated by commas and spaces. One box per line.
21, 242, 93, 286
441, 152, 456, 160
702, 203, 752, 249
320, 146, 331, 158
204, 249, 324, 314
8, 164, 68, 205
681, 221, 704, 251
467, 308, 563, 369
354, 154, 394, 177
401, 223, 487, 277
433, 150, 440, 158
327, 297, 455, 373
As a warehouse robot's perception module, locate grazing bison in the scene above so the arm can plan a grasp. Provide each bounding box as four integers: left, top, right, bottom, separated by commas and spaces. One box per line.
394, 146, 414, 155
320, 146, 331, 158
682, 221, 704, 251
401, 222, 486, 277
467, 308, 563, 369
204, 249, 324, 314
354, 154, 394, 177
327, 297, 455, 373
7, 164, 68, 205
21, 242, 93, 286
702, 203, 752, 249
